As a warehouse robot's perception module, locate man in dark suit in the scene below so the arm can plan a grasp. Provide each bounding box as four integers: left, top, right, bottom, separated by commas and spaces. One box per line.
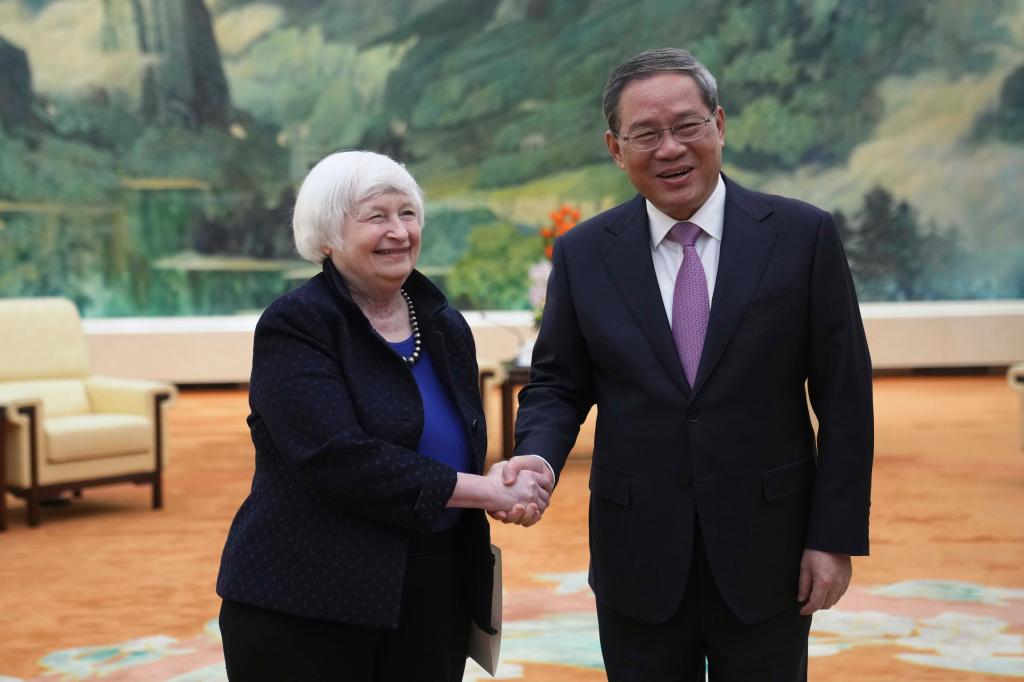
498, 48, 873, 680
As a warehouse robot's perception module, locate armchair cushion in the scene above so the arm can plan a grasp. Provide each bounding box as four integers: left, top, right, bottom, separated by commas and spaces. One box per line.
45, 414, 154, 464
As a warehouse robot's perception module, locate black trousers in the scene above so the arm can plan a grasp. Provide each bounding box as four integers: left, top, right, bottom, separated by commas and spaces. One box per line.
597, 525, 811, 682
220, 529, 470, 682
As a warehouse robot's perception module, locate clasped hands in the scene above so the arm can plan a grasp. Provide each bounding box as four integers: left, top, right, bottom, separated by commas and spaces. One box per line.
483, 456, 555, 527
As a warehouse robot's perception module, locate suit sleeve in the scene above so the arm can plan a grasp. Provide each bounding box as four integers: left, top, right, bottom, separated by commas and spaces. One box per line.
514, 237, 596, 481
805, 212, 874, 555
248, 301, 457, 533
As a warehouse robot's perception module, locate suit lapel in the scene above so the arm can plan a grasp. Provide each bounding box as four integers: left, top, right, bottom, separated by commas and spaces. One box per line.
601, 196, 691, 397
692, 178, 778, 395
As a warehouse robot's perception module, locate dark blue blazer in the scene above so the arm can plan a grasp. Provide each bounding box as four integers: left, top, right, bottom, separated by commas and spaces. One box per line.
217, 260, 493, 631
515, 177, 873, 624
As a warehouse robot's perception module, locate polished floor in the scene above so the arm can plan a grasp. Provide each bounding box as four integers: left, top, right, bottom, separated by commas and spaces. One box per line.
0, 376, 1022, 680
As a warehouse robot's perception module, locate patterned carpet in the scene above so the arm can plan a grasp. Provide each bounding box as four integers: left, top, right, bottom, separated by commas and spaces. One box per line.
3, 576, 1022, 681
1, 377, 1021, 681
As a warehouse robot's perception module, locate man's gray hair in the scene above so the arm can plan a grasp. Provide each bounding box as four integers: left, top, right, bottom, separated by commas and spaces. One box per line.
602, 48, 719, 133
292, 150, 425, 264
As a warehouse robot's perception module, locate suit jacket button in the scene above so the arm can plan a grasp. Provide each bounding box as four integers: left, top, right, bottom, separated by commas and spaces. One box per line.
471, 418, 481, 433
680, 474, 693, 487
687, 410, 700, 423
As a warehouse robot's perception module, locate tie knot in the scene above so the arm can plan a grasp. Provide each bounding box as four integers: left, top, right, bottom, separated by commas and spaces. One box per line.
668, 221, 702, 248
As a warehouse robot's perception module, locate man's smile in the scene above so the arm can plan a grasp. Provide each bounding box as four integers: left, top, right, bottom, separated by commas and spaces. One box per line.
656, 167, 694, 180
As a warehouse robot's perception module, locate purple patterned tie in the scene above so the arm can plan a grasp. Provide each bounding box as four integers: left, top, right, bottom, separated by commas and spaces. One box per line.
667, 221, 709, 387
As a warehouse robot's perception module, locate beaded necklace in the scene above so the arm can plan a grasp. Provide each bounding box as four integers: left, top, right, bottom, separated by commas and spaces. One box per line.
397, 288, 421, 366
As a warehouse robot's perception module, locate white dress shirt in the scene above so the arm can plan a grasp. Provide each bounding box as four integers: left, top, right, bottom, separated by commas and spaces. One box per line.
648, 174, 726, 322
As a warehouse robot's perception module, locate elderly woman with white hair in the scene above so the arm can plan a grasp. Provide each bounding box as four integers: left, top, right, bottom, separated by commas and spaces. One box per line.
216, 150, 551, 680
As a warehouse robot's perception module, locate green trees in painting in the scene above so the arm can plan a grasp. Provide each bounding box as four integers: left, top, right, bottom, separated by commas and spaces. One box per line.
838, 188, 981, 302
380, 0, 1014, 177
0, 0, 1022, 316
976, 63, 1024, 143
448, 222, 545, 310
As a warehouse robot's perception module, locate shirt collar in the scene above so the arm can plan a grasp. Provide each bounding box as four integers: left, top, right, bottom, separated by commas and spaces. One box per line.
648, 174, 726, 249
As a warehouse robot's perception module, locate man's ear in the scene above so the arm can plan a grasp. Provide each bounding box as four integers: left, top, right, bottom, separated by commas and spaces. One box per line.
605, 130, 626, 169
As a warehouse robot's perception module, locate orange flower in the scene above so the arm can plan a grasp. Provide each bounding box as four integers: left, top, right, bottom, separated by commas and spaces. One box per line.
540, 204, 582, 260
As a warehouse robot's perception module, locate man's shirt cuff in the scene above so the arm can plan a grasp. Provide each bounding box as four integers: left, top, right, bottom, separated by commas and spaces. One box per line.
527, 454, 556, 483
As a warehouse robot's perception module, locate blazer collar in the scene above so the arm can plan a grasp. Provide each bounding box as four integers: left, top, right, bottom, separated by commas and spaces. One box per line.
322, 259, 449, 323
601, 195, 692, 396
690, 175, 777, 394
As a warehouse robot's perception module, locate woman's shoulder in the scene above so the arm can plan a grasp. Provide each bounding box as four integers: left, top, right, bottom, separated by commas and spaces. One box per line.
439, 304, 471, 334
257, 274, 342, 334
431, 304, 477, 361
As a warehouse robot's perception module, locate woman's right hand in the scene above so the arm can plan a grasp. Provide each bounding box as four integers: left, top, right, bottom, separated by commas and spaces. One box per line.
485, 468, 550, 521
447, 469, 551, 526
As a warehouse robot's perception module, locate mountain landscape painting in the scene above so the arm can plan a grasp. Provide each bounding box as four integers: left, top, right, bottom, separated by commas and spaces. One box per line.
0, 0, 1021, 316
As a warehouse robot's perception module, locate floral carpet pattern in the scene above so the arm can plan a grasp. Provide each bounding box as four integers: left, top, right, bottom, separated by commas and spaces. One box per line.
3, 577, 1022, 681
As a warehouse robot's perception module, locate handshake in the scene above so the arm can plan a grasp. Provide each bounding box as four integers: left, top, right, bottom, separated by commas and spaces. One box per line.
482, 456, 555, 527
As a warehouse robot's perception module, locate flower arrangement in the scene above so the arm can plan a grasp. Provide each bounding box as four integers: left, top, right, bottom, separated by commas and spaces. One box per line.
540, 205, 581, 260
530, 205, 581, 328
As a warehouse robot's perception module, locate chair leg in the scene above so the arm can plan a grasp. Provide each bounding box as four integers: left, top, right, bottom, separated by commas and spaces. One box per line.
20, 406, 41, 528
27, 487, 40, 527
0, 406, 6, 532
152, 393, 169, 511
152, 473, 163, 510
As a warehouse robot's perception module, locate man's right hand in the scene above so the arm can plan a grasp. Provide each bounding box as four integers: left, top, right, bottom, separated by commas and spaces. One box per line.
486, 456, 555, 526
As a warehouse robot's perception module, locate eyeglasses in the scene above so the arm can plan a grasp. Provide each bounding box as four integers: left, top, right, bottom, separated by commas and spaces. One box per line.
614, 109, 717, 152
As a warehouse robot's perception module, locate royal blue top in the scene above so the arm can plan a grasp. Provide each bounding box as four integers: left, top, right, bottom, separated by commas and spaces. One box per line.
388, 336, 474, 531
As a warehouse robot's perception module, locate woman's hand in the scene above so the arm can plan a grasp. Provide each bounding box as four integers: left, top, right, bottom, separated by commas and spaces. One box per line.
447, 469, 551, 526
485, 467, 551, 526
486, 457, 556, 526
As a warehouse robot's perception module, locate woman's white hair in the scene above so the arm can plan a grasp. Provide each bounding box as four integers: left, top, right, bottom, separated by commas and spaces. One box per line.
292, 150, 425, 264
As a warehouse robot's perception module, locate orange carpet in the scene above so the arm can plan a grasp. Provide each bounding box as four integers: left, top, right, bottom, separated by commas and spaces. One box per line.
0, 375, 1021, 680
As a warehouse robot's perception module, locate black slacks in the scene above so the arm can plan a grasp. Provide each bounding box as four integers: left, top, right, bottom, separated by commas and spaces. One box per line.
220, 529, 470, 681
597, 525, 811, 682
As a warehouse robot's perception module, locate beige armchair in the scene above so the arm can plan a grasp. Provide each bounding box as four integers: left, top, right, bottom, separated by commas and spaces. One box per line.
0, 298, 176, 528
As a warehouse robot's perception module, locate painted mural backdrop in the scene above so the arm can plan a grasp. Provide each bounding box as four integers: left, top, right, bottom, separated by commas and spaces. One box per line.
0, 0, 1021, 316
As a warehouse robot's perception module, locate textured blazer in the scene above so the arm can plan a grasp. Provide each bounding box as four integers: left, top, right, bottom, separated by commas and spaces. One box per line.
217, 260, 494, 631
515, 176, 873, 625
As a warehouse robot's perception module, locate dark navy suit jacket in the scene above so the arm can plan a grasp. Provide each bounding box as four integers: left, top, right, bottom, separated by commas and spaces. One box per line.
515, 177, 873, 624
217, 260, 493, 631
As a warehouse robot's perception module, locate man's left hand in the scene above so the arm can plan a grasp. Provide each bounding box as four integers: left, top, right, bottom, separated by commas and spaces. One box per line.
797, 549, 852, 615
